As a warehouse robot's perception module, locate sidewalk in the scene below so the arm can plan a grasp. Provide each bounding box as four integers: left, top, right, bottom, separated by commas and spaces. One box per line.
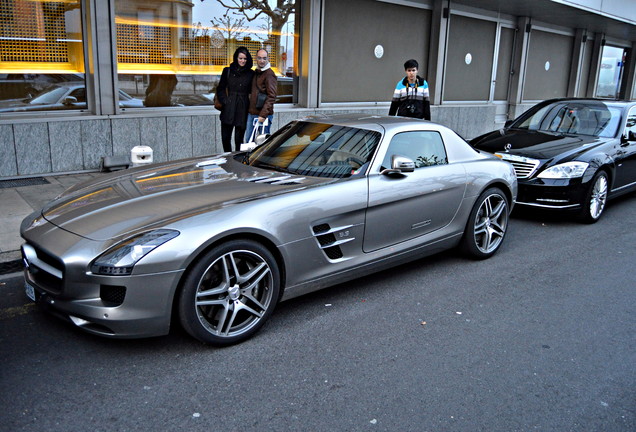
0, 172, 105, 273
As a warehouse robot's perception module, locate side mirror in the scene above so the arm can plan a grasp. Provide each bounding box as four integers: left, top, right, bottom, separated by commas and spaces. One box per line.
504, 119, 514, 128
380, 155, 416, 176
62, 96, 78, 106
621, 130, 636, 145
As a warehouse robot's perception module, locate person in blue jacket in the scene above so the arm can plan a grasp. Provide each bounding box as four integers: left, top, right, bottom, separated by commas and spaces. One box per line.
389, 59, 431, 120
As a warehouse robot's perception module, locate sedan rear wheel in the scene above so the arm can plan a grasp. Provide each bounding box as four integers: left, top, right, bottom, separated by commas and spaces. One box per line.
578, 170, 608, 224
461, 188, 509, 259
178, 240, 280, 345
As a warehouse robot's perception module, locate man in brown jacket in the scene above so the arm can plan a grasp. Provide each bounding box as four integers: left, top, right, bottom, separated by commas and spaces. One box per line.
245, 49, 277, 142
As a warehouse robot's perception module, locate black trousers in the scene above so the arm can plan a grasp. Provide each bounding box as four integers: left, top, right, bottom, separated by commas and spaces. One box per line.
221, 123, 246, 152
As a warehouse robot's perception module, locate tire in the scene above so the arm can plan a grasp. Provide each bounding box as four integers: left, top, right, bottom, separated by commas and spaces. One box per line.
178, 240, 280, 345
460, 187, 509, 259
578, 170, 608, 224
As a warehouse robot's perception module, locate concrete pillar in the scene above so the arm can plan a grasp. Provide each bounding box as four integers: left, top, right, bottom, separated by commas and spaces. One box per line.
619, 42, 636, 100
85, 0, 118, 115
585, 33, 604, 98
508, 17, 531, 115
567, 29, 587, 97
427, 0, 450, 105
299, 0, 321, 108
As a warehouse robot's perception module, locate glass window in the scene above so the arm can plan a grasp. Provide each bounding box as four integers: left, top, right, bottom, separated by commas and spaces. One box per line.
512, 101, 622, 138
114, 0, 298, 108
0, 0, 85, 113
382, 131, 448, 169
248, 121, 381, 179
596, 46, 626, 99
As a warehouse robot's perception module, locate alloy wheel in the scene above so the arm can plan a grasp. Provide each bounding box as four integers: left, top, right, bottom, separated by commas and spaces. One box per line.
589, 174, 608, 220
473, 193, 508, 254
194, 249, 275, 338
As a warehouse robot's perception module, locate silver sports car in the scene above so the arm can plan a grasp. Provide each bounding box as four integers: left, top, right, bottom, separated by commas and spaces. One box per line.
21, 114, 517, 345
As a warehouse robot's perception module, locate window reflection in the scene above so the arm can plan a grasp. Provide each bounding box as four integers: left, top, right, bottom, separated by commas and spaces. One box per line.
114, 0, 297, 108
596, 46, 625, 99
0, 0, 85, 111
382, 132, 448, 169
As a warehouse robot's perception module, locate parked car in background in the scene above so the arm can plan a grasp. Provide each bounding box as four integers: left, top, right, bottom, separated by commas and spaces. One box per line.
0, 73, 85, 100
470, 98, 636, 223
0, 82, 143, 112
21, 114, 516, 345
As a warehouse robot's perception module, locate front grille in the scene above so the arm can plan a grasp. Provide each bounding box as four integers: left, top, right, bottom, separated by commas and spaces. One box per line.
509, 160, 540, 179
497, 154, 540, 179
22, 244, 64, 294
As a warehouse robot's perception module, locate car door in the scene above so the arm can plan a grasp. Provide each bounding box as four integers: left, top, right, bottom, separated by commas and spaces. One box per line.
363, 130, 466, 252
613, 106, 636, 190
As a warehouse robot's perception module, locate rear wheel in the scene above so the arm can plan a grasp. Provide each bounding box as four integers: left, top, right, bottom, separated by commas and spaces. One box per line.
178, 240, 280, 345
460, 188, 509, 259
578, 170, 608, 224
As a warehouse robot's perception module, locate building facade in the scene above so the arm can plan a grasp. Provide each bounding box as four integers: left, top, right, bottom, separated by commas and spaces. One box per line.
1, 0, 636, 178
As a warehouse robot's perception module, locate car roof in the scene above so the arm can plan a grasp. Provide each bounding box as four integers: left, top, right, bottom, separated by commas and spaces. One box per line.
299, 113, 437, 132
537, 97, 636, 107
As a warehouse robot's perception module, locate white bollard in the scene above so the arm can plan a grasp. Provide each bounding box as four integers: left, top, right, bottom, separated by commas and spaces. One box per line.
131, 145, 153, 167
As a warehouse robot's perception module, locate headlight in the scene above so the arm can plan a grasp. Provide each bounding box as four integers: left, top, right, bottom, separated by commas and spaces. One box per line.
91, 229, 179, 276
537, 162, 589, 179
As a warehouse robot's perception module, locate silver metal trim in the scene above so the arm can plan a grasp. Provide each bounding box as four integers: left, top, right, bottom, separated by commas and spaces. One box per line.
318, 238, 355, 249
516, 201, 579, 209
611, 180, 636, 192
314, 224, 354, 235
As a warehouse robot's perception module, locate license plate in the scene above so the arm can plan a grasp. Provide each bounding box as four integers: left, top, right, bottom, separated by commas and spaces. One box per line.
25, 282, 35, 302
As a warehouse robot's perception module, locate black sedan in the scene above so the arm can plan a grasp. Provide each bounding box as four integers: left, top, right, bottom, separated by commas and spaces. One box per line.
470, 98, 636, 222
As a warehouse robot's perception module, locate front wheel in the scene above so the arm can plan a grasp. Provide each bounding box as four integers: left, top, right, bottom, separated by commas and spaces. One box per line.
460, 187, 509, 259
178, 240, 280, 346
578, 170, 608, 224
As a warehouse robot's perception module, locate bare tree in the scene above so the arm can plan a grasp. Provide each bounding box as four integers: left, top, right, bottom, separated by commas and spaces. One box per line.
210, 14, 250, 41
207, 0, 295, 42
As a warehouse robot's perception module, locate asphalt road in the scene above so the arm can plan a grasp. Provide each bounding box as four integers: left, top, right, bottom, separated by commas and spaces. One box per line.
1, 196, 635, 432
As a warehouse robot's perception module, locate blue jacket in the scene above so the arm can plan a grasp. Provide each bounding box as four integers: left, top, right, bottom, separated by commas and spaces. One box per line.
389, 76, 431, 120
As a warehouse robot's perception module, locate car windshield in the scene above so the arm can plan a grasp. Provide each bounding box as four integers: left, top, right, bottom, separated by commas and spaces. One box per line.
247, 121, 381, 178
29, 86, 68, 105
511, 101, 622, 138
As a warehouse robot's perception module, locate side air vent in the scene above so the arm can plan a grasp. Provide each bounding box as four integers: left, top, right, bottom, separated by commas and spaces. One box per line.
245, 175, 306, 185
311, 223, 355, 261
100, 285, 126, 307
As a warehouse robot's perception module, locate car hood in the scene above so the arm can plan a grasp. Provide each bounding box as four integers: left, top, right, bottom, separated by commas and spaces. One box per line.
470, 129, 610, 160
37, 155, 334, 241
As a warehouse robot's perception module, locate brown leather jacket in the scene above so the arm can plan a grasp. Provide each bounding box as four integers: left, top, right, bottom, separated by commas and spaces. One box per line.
248, 65, 277, 117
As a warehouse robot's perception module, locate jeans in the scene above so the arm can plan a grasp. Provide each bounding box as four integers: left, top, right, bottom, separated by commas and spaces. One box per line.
244, 114, 273, 143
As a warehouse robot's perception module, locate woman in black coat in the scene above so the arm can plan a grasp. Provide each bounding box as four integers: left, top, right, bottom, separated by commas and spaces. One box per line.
216, 47, 254, 152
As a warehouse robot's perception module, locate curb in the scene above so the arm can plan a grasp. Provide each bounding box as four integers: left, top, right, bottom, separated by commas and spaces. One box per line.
0, 251, 22, 275
0, 259, 22, 275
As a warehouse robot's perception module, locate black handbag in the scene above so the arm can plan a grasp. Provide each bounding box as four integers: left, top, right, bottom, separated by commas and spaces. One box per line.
255, 91, 267, 109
